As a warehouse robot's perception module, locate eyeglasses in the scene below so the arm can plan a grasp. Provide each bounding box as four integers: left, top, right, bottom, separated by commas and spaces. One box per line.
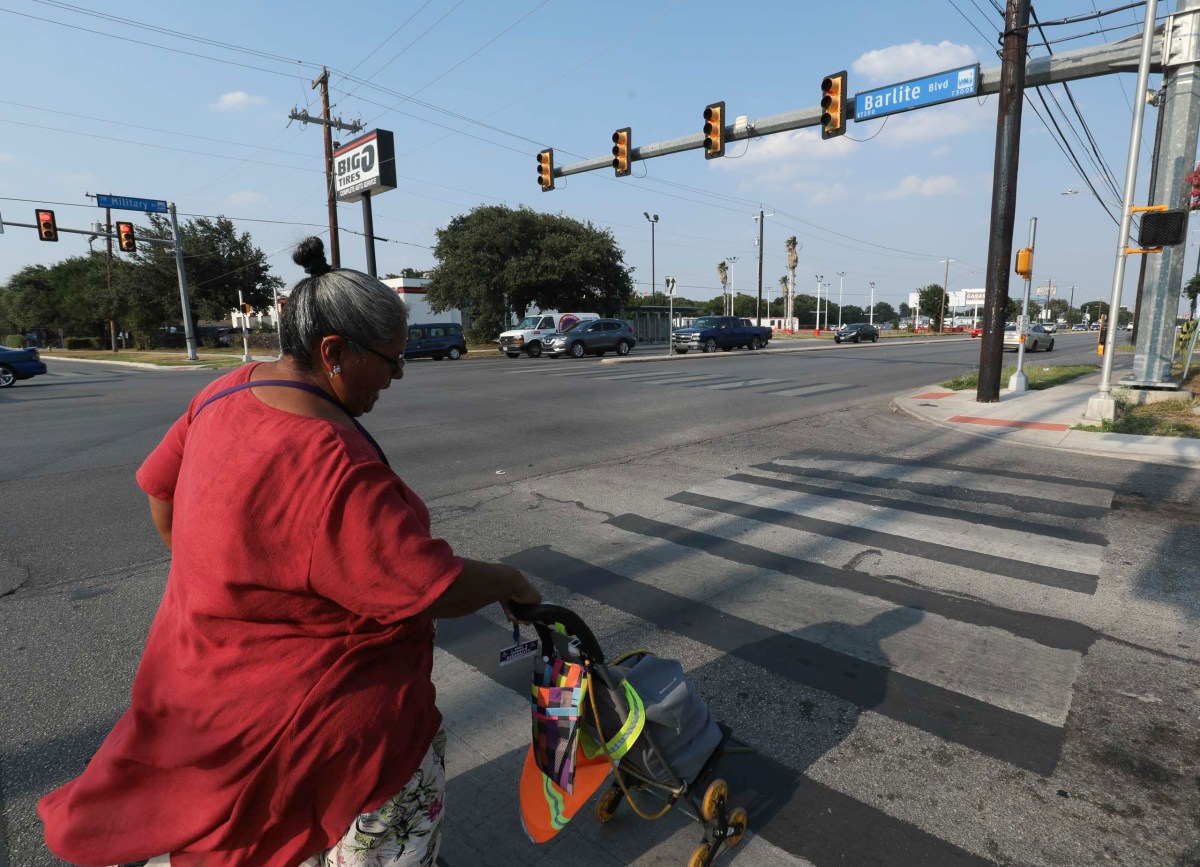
359, 344, 406, 374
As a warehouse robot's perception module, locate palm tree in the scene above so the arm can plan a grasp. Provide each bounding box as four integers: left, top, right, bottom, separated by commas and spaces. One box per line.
778, 276, 788, 319
785, 236, 799, 330
717, 261, 728, 315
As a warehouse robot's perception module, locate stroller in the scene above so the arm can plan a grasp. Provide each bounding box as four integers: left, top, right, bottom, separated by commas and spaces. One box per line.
511, 602, 748, 867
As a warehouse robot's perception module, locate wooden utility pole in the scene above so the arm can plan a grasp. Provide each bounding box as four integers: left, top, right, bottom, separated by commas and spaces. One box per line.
289, 69, 363, 268
977, 0, 1031, 402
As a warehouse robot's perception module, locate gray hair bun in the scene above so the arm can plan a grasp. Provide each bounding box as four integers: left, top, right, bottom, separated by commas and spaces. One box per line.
293, 236, 332, 276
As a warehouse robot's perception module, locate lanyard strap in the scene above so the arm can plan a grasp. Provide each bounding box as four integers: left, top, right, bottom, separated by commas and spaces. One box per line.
192, 378, 388, 465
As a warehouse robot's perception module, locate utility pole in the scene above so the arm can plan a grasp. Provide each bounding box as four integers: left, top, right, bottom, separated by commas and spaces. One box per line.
814, 274, 823, 331
105, 206, 115, 352
289, 68, 364, 269
727, 256, 739, 316
754, 210, 773, 326
1131, 85, 1168, 345
978, 0, 1031, 402
836, 271, 846, 328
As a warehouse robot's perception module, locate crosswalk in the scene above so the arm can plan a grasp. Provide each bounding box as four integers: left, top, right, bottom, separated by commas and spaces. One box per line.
435, 449, 1114, 865
498, 361, 857, 400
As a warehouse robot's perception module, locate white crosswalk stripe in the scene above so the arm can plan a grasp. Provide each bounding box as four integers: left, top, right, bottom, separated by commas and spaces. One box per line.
436, 449, 1116, 866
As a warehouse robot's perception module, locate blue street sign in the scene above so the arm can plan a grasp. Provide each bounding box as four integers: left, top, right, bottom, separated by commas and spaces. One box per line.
96, 194, 168, 213
853, 64, 980, 122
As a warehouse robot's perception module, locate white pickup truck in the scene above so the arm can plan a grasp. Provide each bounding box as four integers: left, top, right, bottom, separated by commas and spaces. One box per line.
498, 312, 599, 358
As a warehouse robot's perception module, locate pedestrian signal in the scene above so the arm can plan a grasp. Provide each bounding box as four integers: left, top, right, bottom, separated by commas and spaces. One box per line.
1015, 247, 1033, 279
821, 72, 847, 139
36, 209, 58, 242
703, 102, 725, 159
611, 127, 631, 177
242, 303, 252, 314
537, 149, 555, 192
116, 221, 136, 252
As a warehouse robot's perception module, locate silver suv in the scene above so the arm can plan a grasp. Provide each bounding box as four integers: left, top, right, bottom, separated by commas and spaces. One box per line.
543, 319, 638, 358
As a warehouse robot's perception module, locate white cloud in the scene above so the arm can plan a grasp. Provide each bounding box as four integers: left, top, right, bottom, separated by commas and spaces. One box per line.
852, 40, 977, 86
225, 190, 267, 208
870, 174, 962, 202
714, 128, 853, 170
0, 152, 16, 164
210, 91, 267, 111
854, 99, 986, 144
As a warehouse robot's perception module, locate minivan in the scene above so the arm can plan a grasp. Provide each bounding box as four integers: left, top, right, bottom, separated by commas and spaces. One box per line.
405, 323, 467, 361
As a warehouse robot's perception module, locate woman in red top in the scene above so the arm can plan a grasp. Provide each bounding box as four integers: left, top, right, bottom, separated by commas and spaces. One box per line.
39, 237, 541, 867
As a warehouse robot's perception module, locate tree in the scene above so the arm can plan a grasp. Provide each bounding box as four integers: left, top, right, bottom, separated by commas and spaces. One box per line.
424, 205, 634, 338
0, 265, 57, 335
918, 284, 949, 331
123, 215, 283, 331
716, 261, 728, 315
384, 268, 427, 279
872, 301, 897, 323
1185, 274, 1200, 319
898, 301, 911, 319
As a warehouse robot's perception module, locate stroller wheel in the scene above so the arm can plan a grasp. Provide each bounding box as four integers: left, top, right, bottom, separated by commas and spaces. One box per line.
594, 787, 623, 824
725, 806, 748, 848
687, 842, 712, 867
701, 778, 728, 823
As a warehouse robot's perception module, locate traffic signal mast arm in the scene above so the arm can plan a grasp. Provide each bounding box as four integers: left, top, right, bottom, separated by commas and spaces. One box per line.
0, 217, 175, 245
547, 34, 1164, 179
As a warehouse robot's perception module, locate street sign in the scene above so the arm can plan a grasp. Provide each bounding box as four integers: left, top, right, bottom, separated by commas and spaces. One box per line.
96, 194, 168, 213
1035, 285, 1057, 297
334, 129, 397, 203
854, 64, 980, 122
665, 276, 677, 296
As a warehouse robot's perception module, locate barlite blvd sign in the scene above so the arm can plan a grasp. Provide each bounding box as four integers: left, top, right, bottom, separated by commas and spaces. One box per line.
334, 129, 397, 203
854, 64, 980, 122
95, 194, 168, 213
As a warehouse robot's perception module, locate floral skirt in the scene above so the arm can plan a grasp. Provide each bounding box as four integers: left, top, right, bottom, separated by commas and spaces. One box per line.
117, 730, 447, 867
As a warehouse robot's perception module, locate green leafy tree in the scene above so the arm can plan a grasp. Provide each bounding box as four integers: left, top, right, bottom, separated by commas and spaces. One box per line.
918, 284, 949, 331
1185, 273, 1200, 319
122, 215, 283, 333
793, 293, 818, 326
424, 205, 634, 338
871, 301, 897, 323
898, 301, 911, 319
840, 304, 864, 323
0, 265, 57, 335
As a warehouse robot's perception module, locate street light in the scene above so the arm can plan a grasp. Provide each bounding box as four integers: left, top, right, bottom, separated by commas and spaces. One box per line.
643, 212, 659, 308
814, 274, 823, 331
726, 256, 739, 316
869, 281, 876, 325
836, 271, 846, 328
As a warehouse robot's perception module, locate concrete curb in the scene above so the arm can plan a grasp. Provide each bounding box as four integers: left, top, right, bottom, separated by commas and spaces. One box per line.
42, 355, 273, 371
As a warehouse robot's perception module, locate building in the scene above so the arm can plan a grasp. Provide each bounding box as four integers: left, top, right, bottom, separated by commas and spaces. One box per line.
381, 277, 470, 326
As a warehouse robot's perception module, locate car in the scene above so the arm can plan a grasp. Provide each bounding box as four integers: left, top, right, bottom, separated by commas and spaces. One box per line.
0, 345, 48, 388
970, 326, 983, 338
543, 318, 637, 358
1003, 323, 1055, 352
833, 322, 879, 344
672, 316, 771, 353
405, 322, 467, 361
1071, 324, 1088, 332
1041, 322, 1058, 334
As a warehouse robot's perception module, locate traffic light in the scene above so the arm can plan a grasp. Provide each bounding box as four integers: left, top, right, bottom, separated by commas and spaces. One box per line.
612, 127, 631, 177
116, 221, 136, 252
36, 209, 58, 242
820, 71, 848, 139
703, 102, 725, 159
537, 148, 555, 192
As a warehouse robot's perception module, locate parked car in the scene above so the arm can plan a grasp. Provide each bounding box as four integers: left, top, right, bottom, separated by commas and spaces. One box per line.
833, 323, 879, 344
544, 318, 637, 358
970, 326, 983, 338
1003, 323, 1055, 352
0, 345, 48, 388
672, 316, 771, 353
405, 322, 467, 360
498, 312, 600, 358
1041, 322, 1058, 334
1071, 324, 1088, 332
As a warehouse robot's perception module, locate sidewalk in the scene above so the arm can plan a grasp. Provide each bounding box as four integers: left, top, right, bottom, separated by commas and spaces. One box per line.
893, 372, 1200, 468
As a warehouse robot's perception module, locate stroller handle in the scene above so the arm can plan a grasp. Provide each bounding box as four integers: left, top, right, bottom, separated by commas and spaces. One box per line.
508, 601, 605, 663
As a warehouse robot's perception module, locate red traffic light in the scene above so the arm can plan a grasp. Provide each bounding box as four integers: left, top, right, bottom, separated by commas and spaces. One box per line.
36, 209, 58, 242
116, 221, 136, 252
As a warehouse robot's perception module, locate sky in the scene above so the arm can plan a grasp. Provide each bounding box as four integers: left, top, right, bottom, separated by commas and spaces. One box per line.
0, 0, 1192, 319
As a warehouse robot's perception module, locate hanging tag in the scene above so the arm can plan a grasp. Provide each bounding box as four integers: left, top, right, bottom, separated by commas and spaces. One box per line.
500, 623, 539, 667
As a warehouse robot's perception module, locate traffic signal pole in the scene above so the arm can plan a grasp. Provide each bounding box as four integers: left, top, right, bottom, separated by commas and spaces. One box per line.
169, 203, 199, 362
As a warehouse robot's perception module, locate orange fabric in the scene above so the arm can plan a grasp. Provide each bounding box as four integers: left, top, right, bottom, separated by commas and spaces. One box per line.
518, 744, 610, 843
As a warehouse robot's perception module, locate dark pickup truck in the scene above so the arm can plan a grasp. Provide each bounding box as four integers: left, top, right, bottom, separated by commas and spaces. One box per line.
672, 316, 772, 354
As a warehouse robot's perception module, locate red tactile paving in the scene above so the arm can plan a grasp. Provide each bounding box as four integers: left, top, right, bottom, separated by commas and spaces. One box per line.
912, 392, 958, 399
947, 415, 1070, 432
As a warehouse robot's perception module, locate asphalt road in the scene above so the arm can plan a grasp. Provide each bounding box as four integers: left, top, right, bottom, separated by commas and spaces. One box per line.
3, 331, 1197, 867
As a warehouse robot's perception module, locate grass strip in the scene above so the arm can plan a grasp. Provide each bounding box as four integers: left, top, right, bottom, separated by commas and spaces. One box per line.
941, 364, 1098, 392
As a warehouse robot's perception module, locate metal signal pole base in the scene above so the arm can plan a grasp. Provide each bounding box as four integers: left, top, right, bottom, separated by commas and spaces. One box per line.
1086, 393, 1117, 421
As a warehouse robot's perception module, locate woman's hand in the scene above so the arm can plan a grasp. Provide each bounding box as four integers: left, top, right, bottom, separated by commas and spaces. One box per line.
500, 571, 542, 624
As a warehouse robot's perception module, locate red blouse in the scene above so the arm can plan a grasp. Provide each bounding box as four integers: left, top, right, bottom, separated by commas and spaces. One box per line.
39, 364, 463, 867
